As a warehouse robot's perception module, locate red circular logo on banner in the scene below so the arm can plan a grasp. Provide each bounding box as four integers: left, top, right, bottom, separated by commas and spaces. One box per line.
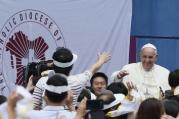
0, 9, 65, 94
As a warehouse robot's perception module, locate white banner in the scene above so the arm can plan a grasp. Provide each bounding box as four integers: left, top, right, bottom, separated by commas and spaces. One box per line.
0, 0, 132, 96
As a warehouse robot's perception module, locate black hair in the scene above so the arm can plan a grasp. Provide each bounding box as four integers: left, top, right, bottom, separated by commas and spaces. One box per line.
107, 82, 128, 96
0, 95, 7, 104
52, 47, 74, 76
45, 74, 68, 103
168, 69, 179, 88
90, 72, 108, 86
165, 95, 179, 103
53, 65, 73, 76
136, 98, 165, 119
163, 99, 179, 118
77, 88, 91, 102
97, 90, 115, 105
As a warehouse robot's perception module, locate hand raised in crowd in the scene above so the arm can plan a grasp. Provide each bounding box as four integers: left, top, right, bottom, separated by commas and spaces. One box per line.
7, 91, 23, 119
8, 91, 23, 109
126, 81, 137, 91
90, 52, 111, 74
117, 70, 129, 79
75, 97, 87, 119
97, 52, 111, 64
126, 81, 138, 101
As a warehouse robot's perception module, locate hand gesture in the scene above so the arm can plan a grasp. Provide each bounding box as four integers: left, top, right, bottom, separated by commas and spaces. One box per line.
117, 70, 129, 79
126, 81, 137, 101
76, 97, 87, 118
8, 91, 23, 108
97, 52, 111, 64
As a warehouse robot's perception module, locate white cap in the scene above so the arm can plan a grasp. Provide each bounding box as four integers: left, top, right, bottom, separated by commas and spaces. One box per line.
141, 43, 157, 53
141, 43, 157, 50
103, 94, 125, 110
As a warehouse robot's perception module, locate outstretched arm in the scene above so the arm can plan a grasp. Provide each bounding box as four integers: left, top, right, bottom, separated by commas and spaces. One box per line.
89, 52, 111, 75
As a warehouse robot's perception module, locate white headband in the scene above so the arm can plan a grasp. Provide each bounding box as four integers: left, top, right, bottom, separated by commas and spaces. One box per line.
44, 84, 70, 94
53, 53, 77, 68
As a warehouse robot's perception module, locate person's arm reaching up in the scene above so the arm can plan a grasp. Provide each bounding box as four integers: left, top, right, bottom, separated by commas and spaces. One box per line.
89, 52, 111, 75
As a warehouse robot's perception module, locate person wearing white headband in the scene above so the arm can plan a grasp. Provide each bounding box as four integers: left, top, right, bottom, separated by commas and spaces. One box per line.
31, 74, 87, 119
0, 74, 87, 119
33, 47, 111, 110
111, 43, 170, 99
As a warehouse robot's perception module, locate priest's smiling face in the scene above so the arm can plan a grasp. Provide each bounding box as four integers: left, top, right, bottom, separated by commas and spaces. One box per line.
140, 47, 157, 71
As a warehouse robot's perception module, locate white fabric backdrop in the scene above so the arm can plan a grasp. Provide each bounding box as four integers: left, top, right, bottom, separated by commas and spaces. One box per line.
0, 0, 132, 96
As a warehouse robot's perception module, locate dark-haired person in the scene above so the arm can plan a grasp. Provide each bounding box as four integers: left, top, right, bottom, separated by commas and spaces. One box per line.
88, 72, 128, 99
97, 90, 125, 119
168, 70, 179, 90
107, 82, 128, 96
102, 82, 141, 119
90, 72, 108, 96
0, 74, 87, 119
29, 74, 87, 119
33, 47, 110, 109
96, 89, 140, 119
135, 98, 165, 119
165, 69, 179, 103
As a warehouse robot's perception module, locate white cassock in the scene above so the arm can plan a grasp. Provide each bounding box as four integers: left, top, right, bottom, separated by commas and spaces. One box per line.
111, 62, 170, 99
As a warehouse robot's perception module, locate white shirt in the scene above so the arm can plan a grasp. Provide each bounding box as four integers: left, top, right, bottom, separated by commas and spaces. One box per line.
0, 104, 76, 119
111, 62, 170, 99
33, 70, 92, 109
27, 106, 76, 119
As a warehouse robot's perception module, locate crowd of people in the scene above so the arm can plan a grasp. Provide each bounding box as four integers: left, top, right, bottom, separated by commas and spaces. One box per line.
0, 43, 178, 119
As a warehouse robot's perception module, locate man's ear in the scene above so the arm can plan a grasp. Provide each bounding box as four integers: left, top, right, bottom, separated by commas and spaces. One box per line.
155, 54, 158, 61
139, 51, 143, 60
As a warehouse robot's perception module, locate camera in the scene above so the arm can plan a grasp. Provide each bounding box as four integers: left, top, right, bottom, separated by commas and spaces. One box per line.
23, 60, 53, 87
86, 100, 104, 110
77, 88, 104, 110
